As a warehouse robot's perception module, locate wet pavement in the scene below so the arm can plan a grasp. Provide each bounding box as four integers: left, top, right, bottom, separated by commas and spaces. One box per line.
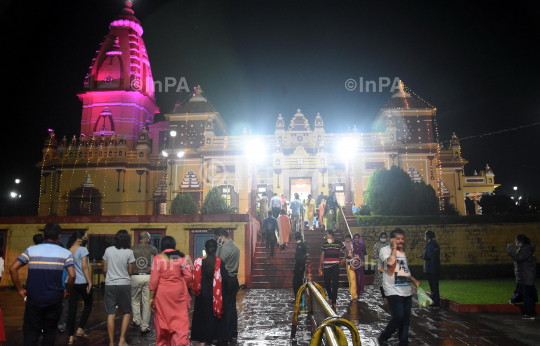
1, 285, 538, 345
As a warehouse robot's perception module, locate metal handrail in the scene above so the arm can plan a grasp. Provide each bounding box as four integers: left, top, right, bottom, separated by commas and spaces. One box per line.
338, 205, 353, 238
291, 282, 361, 346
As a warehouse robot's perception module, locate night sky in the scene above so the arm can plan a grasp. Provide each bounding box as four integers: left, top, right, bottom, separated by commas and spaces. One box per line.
1, 0, 539, 215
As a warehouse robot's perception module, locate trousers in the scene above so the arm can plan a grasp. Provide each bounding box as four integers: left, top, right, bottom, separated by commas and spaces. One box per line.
323, 264, 340, 304
23, 300, 63, 346
68, 284, 94, 336
379, 295, 412, 346
131, 274, 151, 330
428, 273, 440, 306
225, 277, 239, 339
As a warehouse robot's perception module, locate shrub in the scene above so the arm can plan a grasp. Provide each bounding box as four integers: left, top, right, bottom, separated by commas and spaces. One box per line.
171, 193, 199, 215
364, 166, 439, 216
201, 187, 238, 214
354, 214, 540, 226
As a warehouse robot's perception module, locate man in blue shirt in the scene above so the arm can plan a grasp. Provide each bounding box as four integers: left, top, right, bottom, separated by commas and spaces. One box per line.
262, 211, 279, 258
289, 193, 304, 238
10, 223, 76, 346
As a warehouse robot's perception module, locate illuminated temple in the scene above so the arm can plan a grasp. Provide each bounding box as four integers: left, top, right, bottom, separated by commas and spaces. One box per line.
37, 2, 499, 217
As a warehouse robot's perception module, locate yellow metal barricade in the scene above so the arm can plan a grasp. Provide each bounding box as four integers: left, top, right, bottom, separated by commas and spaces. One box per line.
291, 282, 361, 346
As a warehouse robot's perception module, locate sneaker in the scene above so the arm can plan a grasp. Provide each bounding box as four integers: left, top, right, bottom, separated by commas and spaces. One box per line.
522, 315, 535, 320
509, 300, 514, 305
376, 335, 388, 346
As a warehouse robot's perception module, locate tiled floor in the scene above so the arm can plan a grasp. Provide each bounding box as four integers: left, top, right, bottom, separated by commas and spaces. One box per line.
1, 286, 538, 345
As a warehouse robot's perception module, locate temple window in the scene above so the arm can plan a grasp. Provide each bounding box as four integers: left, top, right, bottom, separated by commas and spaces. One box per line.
276, 159, 280, 166
119, 151, 122, 156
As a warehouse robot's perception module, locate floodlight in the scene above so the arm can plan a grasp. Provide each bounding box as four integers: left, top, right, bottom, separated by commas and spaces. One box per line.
10, 192, 17, 198
177, 151, 185, 158
513, 186, 518, 191
245, 139, 265, 162
15, 179, 21, 184
338, 137, 356, 158
170, 130, 177, 137
161, 150, 169, 157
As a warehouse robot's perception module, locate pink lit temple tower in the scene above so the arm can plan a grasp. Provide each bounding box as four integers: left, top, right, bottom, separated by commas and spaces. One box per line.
78, 1, 159, 148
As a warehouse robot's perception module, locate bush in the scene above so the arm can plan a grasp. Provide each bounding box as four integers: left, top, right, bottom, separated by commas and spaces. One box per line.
171, 193, 199, 215
364, 166, 439, 216
201, 187, 238, 214
354, 214, 540, 226
358, 203, 372, 216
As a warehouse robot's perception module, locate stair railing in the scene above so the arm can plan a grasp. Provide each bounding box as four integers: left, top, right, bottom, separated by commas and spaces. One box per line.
338, 205, 353, 239
291, 282, 361, 346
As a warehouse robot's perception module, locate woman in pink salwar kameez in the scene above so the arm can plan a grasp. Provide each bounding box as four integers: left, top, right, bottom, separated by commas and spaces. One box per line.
149, 236, 193, 346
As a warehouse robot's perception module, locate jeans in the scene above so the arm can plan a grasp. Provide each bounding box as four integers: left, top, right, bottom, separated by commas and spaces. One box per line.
226, 277, 240, 339
68, 284, 94, 336
379, 295, 413, 346
293, 261, 306, 299
131, 275, 151, 329
23, 300, 64, 346
266, 233, 276, 257
428, 273, 440, 306
323, 264, 340, 304
511, 283, 538, 315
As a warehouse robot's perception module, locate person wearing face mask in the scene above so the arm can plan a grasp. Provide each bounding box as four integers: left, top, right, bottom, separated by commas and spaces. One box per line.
319, 229, 345, 309
507, 234, 537, 320
373, 232, 389, 301
420, 230, 440, 307
66, 230, 93, 344
214, 227, 240, 340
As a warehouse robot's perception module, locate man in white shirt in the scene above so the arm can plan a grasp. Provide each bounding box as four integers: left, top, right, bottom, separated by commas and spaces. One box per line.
270, 193, 282, 218
377, 228, 420, 346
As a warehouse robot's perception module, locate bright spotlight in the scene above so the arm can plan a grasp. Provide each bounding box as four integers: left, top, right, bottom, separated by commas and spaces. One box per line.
176, 151, 185, 158
15, 179, 21, 184
245, 139, 265, 162
338, 137, 356, 158
513, 186, 518, 191
10, 192, 17, 198
161, 150, 169, 157
170, 130, 177, 137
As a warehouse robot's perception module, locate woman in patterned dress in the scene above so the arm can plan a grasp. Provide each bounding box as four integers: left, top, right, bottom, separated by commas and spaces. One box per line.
372, 231, 389, 301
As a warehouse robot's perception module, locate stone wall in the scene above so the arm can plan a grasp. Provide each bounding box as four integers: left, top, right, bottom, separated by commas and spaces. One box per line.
351, 222, 540, 266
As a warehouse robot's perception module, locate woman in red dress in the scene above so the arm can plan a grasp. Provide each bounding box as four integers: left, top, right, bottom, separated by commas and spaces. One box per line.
149, 236, 193, 346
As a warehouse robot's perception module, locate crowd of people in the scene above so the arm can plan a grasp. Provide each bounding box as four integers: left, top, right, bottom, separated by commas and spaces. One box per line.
1, 211, 536, 346
7, 224, 241, 346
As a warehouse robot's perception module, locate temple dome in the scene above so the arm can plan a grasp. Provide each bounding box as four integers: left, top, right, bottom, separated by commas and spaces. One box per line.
288, 109, 311, 132
83, 1, 155, 100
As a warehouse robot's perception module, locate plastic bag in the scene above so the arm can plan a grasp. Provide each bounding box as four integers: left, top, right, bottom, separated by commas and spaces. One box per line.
416, 286, 433, 309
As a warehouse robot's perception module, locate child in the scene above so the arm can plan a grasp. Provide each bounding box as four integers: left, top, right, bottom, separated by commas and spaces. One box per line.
293, 232, 309, 299
340, 234, 357, 301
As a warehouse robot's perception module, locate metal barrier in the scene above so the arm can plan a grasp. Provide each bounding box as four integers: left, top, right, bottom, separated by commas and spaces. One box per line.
291, 282, 361, 346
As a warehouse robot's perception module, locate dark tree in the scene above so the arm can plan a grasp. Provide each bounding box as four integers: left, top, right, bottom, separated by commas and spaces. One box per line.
364, 166, 439, 215
171, 193, 199, 215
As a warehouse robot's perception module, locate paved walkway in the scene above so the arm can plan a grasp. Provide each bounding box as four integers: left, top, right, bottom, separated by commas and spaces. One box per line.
0, 286, 538, 345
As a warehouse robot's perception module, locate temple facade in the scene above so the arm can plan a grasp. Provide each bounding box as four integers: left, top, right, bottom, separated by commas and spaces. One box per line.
37, 2, 499, 217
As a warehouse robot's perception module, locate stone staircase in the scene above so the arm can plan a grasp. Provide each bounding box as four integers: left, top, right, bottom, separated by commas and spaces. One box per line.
249, 227, 351, 289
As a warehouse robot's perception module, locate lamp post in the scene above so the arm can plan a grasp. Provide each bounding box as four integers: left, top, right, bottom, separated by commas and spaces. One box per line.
163, 130, 183, 214
339, 137, 356, 215
513, 186, 518, 202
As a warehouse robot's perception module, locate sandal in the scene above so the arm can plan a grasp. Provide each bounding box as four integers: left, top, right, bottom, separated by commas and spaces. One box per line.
68, 338, 76, 345
75, 332, 90, 338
